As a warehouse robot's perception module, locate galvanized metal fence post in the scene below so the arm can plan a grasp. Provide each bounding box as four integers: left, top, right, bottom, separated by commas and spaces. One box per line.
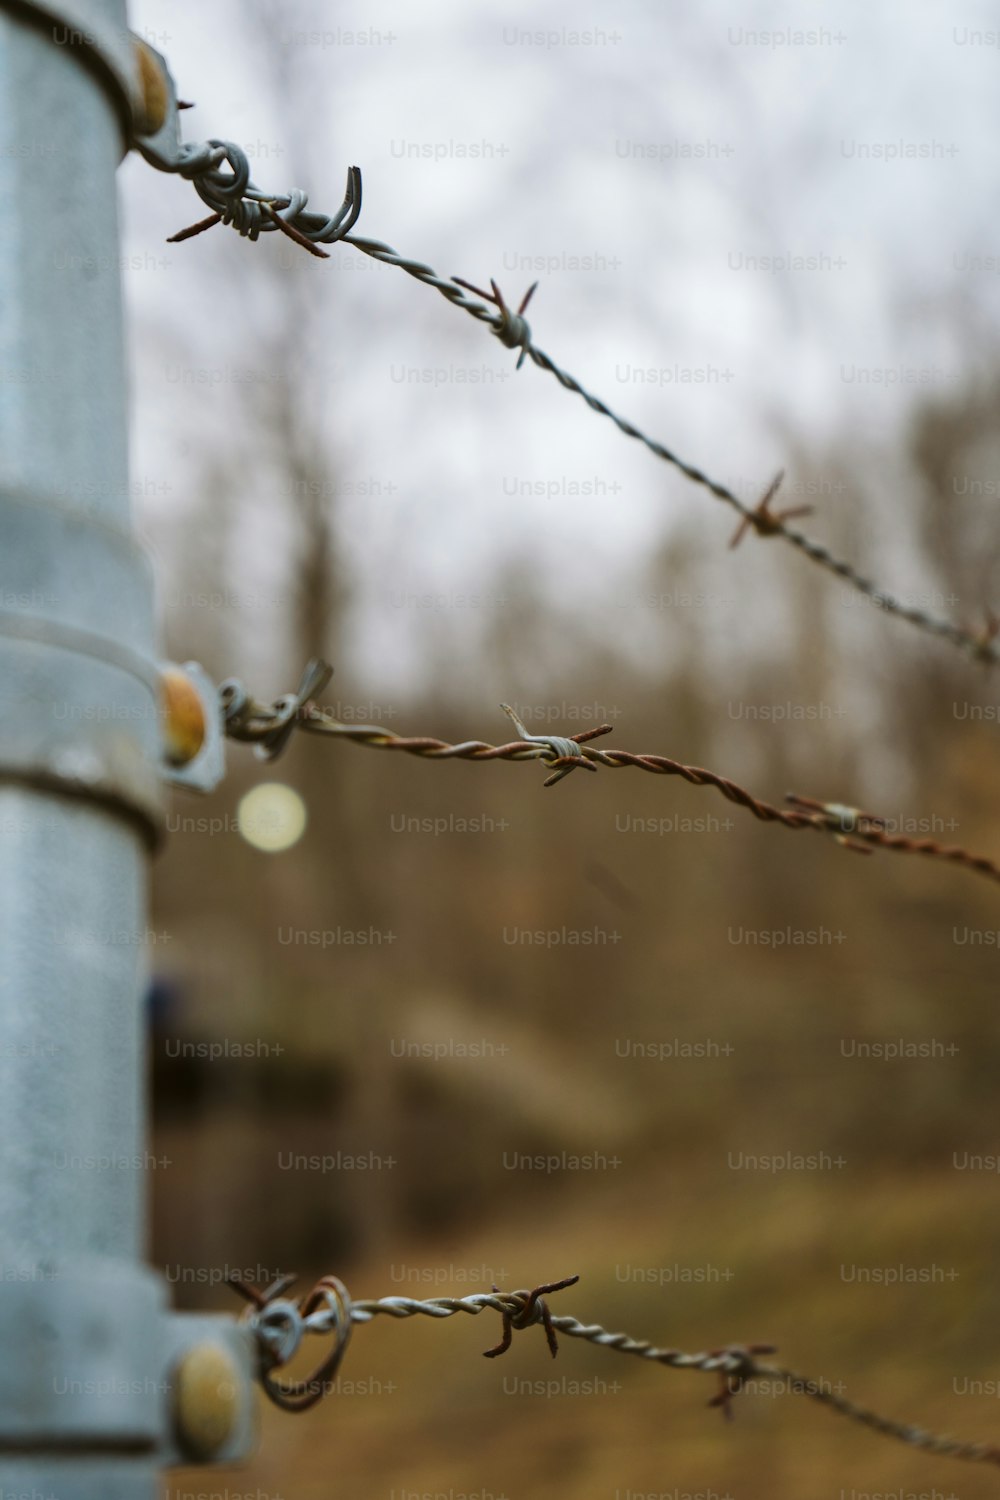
0, 1, 253, 1489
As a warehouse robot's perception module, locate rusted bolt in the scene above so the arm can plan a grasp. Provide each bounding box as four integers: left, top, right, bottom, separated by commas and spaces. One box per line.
133, 38, 170, 136
173, 1342, 241, 1460
161, 665, 206, 767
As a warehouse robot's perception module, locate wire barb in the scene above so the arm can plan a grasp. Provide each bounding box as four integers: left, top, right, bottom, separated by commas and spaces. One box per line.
784, 791, 1000, 878
262, 200, 331, 259
481, 1274, 580, 1359
500, 701, 601, 784
452, 277, 537, 368
729, 469, 813, 548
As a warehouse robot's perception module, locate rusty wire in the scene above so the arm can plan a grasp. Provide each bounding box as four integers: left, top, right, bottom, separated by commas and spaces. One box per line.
219, 660, 1000, 888
229, 1271, 1000, 1469
154, 119, 1000, 669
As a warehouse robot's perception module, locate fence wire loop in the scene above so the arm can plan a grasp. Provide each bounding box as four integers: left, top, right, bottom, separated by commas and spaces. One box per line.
220, 658, 332, 760
452, 277, 538, 368
159, 121, 363, 251
217, 677, 251, 730
250, 1296, 305, 1368
230, 1272, 353, 1413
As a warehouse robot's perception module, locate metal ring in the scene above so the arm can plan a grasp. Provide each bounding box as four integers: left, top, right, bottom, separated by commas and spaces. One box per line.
260, 1276, 353, 1413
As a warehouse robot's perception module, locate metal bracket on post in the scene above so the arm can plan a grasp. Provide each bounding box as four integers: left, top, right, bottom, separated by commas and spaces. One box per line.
163, 1315, 257, 1466
160, 660, 226, 794
0, 1281, 257, 1472
129, 37, 189, 173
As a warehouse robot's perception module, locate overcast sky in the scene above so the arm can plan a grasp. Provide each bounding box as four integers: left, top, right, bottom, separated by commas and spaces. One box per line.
120, 0, 1000, 690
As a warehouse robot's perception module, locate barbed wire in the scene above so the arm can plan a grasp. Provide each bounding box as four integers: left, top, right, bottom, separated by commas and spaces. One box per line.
140, 75, 1000, 885
146, 120, 1000, 669
227, 1270, 1000, 1469
135, 75, 1000, 1486
219, 659, 1000, 888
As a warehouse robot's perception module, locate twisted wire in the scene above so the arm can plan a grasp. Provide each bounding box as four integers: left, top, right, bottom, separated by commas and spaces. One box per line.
339, 235, 995, 666
235, 1274, 1000, 1469
219, 663, 1000, 887
152, 112, 999, 668
159, 134, 363, 249
747, 1362, 1000, 1467
350, 1292, 768, 1377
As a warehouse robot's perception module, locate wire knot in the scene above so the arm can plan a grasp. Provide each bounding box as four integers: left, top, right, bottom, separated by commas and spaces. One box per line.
483, 1275, 580, 1360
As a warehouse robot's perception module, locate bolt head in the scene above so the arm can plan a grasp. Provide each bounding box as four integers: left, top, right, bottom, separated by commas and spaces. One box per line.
161, 666, 206, 767
173, 1342, 242, 1460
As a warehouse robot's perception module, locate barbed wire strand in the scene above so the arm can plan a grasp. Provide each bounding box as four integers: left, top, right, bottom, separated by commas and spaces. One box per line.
155, 136, 1000, 669
232, 1273, 1000, 1469
218, 661, 1000, 888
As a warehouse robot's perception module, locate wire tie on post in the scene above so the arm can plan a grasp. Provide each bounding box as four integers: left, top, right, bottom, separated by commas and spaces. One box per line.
217, 677, 253, 733
230, 1273, 353, 1413
159, 105, 361, 251
228, 1272, 303, 1367
254, 658, 332, 761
